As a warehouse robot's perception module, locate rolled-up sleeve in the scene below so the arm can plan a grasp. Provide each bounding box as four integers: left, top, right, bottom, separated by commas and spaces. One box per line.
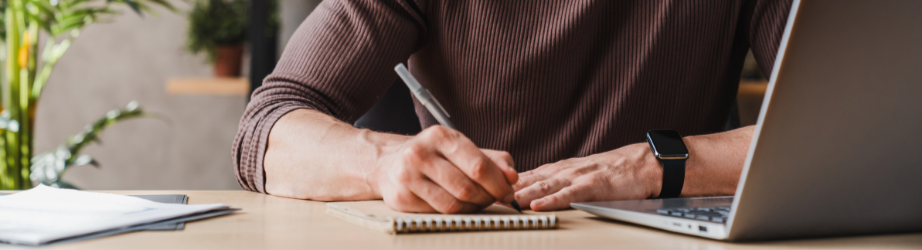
233, 0, 428, 193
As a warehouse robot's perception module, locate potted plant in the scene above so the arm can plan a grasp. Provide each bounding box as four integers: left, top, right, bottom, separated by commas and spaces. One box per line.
0, 0, 175, 190
185, 0, 248, 77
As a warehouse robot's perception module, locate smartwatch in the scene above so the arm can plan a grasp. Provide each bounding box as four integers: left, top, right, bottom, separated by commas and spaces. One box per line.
645, 130, 689, 198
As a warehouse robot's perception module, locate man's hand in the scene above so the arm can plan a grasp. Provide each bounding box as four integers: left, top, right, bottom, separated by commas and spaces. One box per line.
366, 125, 519, 214
513, 127, 753, 211
513, 143, 661, 211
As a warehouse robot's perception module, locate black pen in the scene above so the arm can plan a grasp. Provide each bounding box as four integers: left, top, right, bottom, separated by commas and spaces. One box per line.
394, 63, 523, 213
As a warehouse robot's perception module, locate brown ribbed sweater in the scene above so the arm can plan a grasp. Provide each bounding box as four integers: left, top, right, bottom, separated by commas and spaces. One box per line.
234, 0, 792, 193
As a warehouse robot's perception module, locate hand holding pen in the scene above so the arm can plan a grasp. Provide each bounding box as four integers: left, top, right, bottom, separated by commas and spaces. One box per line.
388, 63, 523, 213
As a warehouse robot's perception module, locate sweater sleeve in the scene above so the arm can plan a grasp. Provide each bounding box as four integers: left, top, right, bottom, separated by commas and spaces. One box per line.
233, 0, 428, 193
748, 0, 794, 77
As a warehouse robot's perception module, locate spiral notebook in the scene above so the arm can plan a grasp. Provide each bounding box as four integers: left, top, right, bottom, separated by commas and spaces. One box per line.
326, 201, 558, 234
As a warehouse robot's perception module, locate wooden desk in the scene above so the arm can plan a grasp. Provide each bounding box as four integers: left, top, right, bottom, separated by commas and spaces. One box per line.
10, 190, 921, 250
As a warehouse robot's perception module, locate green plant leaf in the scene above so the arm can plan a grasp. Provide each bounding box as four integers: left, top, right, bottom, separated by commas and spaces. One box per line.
146, 0, 176, 12
72, 154, 97, 167
7, 0, 178, 190
186, 0, 262, 63
25, 12, 52, 34
120, 0, 143, 16
30, 102, 148, 187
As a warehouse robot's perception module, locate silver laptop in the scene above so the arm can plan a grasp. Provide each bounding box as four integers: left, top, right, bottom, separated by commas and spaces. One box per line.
571, 0, 922, 241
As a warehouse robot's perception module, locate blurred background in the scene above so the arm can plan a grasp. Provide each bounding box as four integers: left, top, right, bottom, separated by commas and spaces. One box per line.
31, 0, 321, 190
27, 0, 768, 190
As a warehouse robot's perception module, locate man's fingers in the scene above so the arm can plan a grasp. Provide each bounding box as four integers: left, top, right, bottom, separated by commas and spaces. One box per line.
514, 178, 570, 209
384, 188, 437, 213
480, 149, 518, 184
513, 171, 542, 191
531, 186, 584, 211
417, 156, 495, 205
408, 178, 483, 214
418, 126, 515, 204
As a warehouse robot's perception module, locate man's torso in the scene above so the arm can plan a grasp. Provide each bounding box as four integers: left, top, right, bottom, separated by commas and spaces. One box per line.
408, 0, 758, 170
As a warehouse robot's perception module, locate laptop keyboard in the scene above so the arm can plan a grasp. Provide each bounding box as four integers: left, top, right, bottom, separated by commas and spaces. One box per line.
655, 206, 730, 223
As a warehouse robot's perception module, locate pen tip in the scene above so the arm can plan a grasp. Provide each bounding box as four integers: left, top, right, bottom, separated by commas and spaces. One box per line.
511, 200, 523, 213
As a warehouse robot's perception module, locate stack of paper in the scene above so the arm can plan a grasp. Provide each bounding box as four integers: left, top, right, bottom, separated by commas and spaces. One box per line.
0, 185, 236, 246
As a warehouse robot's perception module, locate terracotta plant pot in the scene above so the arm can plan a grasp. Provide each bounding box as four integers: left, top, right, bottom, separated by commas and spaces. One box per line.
213, 44, 244, 77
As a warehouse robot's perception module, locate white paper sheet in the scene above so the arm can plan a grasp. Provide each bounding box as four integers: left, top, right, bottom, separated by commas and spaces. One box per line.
0, 185, 228, 245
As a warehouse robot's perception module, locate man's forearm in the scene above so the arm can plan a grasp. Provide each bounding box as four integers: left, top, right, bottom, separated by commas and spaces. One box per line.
265, 109, 753, 204
264, 109, 409, 200
677, 125, 755, 197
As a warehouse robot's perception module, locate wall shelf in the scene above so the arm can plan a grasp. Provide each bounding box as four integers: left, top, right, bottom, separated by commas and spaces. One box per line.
166, 77, 249, 96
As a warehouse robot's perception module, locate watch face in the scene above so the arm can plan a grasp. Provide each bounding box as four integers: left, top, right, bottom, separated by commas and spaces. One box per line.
646, 130, 689, 158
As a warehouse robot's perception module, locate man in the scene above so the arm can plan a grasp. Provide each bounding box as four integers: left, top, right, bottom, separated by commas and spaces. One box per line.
233, 0, 792, 213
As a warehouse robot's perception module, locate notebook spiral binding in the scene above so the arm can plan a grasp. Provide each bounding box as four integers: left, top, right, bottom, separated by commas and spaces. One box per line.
393, 215, 558, 233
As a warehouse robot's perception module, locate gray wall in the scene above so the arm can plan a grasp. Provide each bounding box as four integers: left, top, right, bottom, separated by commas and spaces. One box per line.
280, 0, 322, 57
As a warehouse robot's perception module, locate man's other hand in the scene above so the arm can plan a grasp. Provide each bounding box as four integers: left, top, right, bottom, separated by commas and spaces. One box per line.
513, 143, 662, 211
366, 125, 519, 214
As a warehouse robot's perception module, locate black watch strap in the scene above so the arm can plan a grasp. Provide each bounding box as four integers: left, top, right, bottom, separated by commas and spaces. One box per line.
658, 159, 686, 198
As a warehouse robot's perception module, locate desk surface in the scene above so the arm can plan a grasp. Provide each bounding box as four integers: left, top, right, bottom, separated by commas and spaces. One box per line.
8, 190, 921, 250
